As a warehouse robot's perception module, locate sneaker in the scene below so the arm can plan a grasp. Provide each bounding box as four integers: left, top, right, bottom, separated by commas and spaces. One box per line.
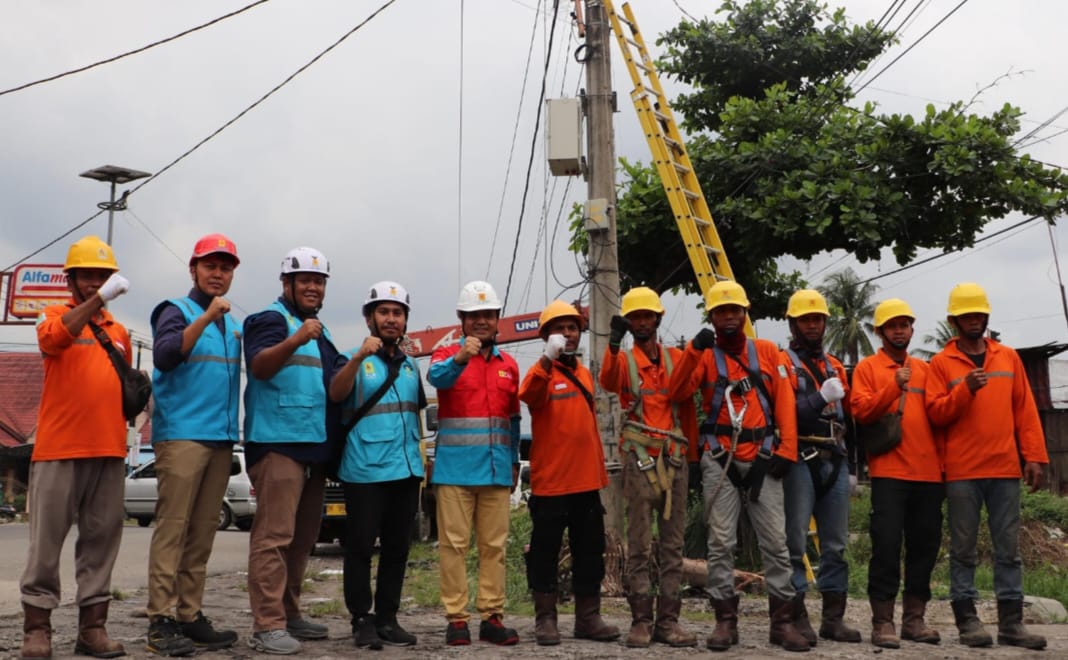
376, 618, 417, 647
479, 614, 519, 646
247, 629, 302, 655
446, 620, 471, 646
146, 616, 196, 657
353, 615, 383, 650
286, 617, 329, 640
179, 611, 238, 649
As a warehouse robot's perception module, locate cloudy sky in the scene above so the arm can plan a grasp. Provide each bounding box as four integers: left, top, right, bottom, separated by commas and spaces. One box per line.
1, 0, 1065, 373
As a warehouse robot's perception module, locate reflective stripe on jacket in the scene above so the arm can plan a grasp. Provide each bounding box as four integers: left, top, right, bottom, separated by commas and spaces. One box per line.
152, 297, 241, 442
243, 300, 330, 443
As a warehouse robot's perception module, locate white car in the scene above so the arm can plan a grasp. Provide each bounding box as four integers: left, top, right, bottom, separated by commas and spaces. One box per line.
124, 448, 256, 531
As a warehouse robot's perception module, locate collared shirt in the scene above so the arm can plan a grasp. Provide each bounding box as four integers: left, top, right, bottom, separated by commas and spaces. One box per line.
151, 288, 222, 372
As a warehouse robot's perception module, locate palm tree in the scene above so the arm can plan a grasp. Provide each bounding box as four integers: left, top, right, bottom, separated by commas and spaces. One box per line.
910, 320, 957, 360
817, 268, 878, 366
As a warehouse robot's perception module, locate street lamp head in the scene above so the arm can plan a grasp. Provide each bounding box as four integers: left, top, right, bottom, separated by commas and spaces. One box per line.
79, 164, 152, 185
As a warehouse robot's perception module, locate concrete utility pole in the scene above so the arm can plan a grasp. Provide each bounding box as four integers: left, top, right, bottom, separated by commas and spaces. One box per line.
583, 0, 624, 537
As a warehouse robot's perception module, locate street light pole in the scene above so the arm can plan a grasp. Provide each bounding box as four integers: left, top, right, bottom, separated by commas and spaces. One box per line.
79, 165, 152, 245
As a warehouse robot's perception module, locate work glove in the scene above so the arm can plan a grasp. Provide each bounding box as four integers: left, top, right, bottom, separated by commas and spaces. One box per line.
692, 328, 716, 351
609, 315, 629, 349
766, 454, 792, 480
819, 376, 846, 404
543, 334, 567, 361
96, 273, 130, 303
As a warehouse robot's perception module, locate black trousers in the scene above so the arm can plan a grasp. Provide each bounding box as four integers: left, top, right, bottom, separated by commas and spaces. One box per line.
526, 490, 606, 596
867, 477, 944, 602
342, 477, 420, 621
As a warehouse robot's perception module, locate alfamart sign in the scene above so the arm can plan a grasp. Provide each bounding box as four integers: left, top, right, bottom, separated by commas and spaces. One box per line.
7, 264, 68, 318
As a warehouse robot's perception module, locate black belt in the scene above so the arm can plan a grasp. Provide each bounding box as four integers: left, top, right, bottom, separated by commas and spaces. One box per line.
703, 424, 769, 444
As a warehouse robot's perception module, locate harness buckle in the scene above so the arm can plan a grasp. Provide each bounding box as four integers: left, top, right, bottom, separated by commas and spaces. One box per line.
636, 456, 657, 472
731, 377, 753, 394
800, 446, 820, 462
666, 453, 683, 468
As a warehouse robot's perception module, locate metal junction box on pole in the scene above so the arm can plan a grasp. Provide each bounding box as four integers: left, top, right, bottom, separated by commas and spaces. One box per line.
546, 98, 585, 176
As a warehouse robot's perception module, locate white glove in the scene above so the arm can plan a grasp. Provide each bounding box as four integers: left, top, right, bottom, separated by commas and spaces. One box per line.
819, 376, 845, 403
96, 273, 130, 303
544, 334, 567, 361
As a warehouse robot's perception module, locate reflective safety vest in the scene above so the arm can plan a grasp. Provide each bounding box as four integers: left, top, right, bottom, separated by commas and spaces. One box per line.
244, 300, 331, 443
784, 347, 845, 448
701, 342, 778, 457
152, 297, 241, 442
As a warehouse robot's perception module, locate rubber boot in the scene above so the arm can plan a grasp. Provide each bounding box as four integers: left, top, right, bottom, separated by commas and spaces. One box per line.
818, 591, 861, 642
769, 595, 810, 652
869, 598, 900, 649
996, 598, 1046, 650
791, 592, 817, 647
573, 594, 620, 641
706, 596, 739, 651
532, 591, 560, 646
21, 604, 52, 660
624, 594, 654, 648
652, 595, 697, 647
951, 599, 993, 648
74, 601, 125, 658
900, 594, 940, 644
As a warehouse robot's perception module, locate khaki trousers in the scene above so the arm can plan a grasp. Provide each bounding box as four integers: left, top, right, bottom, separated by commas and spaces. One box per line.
20, 458, 125, 609
146, 441, 232, 620
622, 451, 688, 596
436, 484, 511, 622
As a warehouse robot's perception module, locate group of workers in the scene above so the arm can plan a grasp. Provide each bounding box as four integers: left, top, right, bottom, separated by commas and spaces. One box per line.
17, 232, 1050, 657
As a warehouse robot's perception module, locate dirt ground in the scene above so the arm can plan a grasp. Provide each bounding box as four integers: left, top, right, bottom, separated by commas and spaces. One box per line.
0, 553, 1063, 660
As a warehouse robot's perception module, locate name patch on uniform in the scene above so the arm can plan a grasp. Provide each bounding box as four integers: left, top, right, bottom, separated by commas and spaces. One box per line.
498, 370, 512, 379
777, 365, 788, 379
364, 362, 376, 376
554, 382, 567, 390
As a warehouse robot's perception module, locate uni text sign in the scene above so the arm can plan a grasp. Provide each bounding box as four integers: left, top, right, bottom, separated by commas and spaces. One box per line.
7, 264, 68, 318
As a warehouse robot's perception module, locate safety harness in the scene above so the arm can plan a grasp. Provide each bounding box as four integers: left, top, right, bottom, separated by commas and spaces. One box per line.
785, 348, 846, 500
621, 347, 688, 520
701, 343, 779, 502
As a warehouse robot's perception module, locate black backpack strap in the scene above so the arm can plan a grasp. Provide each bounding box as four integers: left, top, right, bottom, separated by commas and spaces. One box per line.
556, 363, 595, 413
339, 357, 401, 437
87, 321, 128, 381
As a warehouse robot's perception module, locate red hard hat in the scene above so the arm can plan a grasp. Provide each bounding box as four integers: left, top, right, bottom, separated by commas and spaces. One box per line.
190, 233, 239, 266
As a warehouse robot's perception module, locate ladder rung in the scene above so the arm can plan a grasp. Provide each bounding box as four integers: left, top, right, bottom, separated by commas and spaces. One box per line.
703, 244, 723, 256
692, 216, 712, 227
662, 135, 680, 150
643, 85, 662, 99
653, 109, 672, 124
633, 60, 651, 73
672, 161, 690, 175
682, 188, 699, 200
626, 37, 642, 50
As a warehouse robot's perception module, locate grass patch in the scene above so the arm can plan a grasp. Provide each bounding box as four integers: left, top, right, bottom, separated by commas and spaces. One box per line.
307, 598, 345, 617
111, 588, 126, 601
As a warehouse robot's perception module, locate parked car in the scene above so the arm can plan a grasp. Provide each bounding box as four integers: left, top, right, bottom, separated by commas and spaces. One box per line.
0, 503, 17, 519
124, 447, 256, 531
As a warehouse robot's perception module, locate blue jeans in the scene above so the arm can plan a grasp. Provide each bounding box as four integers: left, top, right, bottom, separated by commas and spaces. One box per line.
946, 478, 1022, 602
783, 453, 850, 594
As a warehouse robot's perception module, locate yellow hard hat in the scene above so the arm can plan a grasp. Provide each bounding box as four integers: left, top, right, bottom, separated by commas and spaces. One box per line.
538, 300, 586, 338
64, 235, 118, 272
947, 282, 991, 317
704, 280, 750, 312
873, 298, 915, 329
786, 289, 830, 318
621, 286, 665, 317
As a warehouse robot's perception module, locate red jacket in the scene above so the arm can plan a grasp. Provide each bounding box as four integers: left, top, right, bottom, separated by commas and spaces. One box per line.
851, 350, 943, 482
519, 358, 608, 496
926, 338, 1048, 481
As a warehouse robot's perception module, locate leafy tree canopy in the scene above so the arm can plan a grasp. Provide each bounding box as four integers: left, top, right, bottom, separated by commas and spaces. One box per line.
571, 0, 1068, 320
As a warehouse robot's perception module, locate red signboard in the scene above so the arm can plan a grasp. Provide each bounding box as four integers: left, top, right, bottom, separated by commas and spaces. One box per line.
404, 305, 586, 358
6, 264, 69, 319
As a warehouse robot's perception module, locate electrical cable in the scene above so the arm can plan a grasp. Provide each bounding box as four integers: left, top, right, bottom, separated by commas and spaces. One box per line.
457, 0, 465, 290
1, 211, 104, 273
0, 0, 272, 98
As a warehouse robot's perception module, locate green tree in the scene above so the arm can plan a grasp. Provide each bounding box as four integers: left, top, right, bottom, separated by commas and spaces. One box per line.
571, 0, 1068, 320
818, 268, 877, 365
910, 320, 957, 360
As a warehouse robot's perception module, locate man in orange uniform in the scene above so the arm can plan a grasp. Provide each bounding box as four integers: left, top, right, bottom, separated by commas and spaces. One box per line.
519, 301, 620, 647
20, 236, 132, 659
599, 287, 697, 648
851, 299, 943, 649
926, 283, 1048, 651
667, 281, 808, 653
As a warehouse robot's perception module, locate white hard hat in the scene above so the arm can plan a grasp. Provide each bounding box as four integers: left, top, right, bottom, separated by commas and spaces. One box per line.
363, 280, 410, 316
457, 280, 502, 313
280, 247, 330, 277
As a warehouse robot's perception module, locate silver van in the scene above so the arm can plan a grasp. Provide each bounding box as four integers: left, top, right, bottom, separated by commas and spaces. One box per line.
124, 447, 256, 531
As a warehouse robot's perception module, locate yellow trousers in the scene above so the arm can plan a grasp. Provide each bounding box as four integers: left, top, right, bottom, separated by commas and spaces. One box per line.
435, 484, 511, 622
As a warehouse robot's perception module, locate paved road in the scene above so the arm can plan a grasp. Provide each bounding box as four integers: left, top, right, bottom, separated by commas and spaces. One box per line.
0, 522, 250, 616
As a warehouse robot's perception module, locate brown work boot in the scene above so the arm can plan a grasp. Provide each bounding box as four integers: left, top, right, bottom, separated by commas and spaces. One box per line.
791, 592, 817, 647
951, 599, 993, 648
900, 594, 940, 644
706, 596, 739, 651
21, 604, 52, 659
769, 595, 810, 652
652, 595, 697, 647
624, 594, 654, 648
573, 594, 620, 641
996, 598, 1046, 650
532, 591, 560, 646
869, 598, 900, 649
818, 591, 861, 642
74, 602, 126, 658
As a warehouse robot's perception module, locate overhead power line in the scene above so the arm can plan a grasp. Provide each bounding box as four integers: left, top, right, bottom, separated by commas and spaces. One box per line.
0, 0, 271, 98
